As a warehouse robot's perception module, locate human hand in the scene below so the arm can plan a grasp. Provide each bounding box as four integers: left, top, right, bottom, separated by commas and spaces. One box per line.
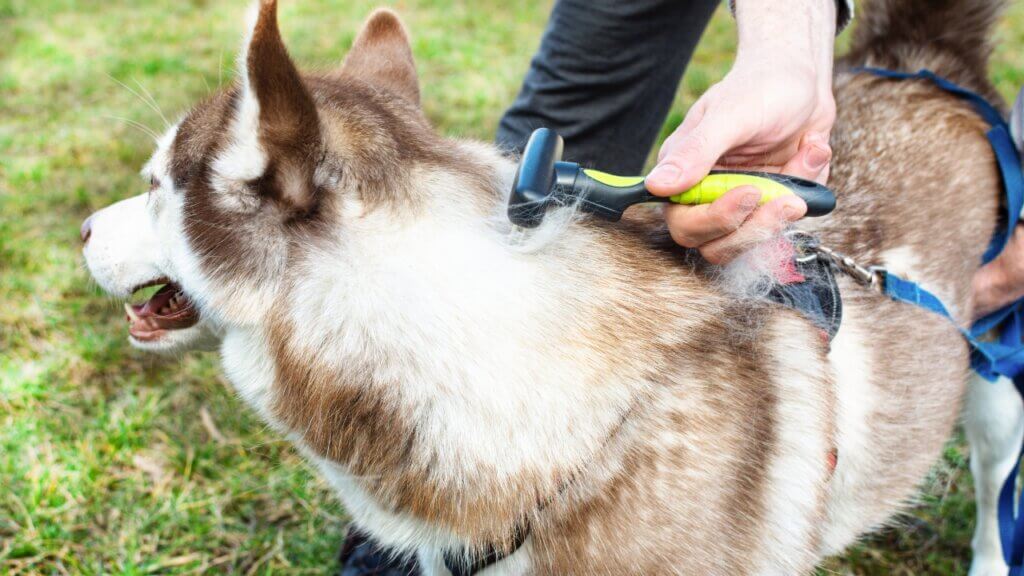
972, 225, 1024, 318
646, 0, 837, 264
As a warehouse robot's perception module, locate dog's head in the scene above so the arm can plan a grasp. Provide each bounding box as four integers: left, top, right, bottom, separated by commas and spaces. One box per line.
83, 2, 444, 353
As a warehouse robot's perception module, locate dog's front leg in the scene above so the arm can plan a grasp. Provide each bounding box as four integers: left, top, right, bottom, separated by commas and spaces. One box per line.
965, 373, 1024, 576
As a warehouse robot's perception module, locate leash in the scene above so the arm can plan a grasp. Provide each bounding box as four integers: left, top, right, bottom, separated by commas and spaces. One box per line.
840, 67, 1024, 573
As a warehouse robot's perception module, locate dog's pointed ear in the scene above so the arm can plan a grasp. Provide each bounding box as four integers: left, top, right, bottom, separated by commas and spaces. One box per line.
225, 0, 320, 213
1011, 87, 1024, 153
340, 9, 420, 106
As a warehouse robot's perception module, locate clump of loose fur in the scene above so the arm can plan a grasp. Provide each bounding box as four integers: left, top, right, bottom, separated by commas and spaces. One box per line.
715, 228, 840, 339
499, 204, 586, 254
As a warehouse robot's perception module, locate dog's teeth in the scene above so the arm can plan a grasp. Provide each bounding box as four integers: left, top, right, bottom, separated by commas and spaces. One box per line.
124, 303, 141, 323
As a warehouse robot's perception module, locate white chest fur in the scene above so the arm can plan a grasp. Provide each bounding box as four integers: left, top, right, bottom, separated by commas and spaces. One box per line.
217, 206, 642, 554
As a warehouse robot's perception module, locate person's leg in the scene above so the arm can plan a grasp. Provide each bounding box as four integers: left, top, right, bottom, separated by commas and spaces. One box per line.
496, 0, 720, 174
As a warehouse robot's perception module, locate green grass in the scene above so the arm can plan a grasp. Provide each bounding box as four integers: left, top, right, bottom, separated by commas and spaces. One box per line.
2, 1, 1024, 574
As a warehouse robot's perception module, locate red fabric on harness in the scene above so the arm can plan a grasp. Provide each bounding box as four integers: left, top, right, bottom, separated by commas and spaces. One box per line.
767, 237, 805, 285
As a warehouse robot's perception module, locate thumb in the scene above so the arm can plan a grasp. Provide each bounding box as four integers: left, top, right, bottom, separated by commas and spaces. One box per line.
972, 259, 1009, 319
646, 104, 742, 196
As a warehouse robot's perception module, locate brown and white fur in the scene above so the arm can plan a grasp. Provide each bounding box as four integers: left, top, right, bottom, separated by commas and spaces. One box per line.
81, 0, 1024, 573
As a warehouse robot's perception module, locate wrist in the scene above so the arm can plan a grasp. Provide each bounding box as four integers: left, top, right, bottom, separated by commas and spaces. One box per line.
734, 0, 835, 90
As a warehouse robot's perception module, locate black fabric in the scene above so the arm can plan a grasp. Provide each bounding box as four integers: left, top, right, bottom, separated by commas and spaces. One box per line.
336, 526, 530, 576
768, 237, 843, 342
442, 546, 506, 576
442, 525, 530, 576
835, 0, 854, 32
337, 528, 420, 576
496, 0, 720, 175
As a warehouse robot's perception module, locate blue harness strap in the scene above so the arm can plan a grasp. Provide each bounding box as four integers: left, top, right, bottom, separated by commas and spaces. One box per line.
856, 67, 1024, 571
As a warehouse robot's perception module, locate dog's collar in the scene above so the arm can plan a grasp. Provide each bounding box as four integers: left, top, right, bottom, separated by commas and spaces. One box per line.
766, 232, 843, 342
442, 525, 530, 576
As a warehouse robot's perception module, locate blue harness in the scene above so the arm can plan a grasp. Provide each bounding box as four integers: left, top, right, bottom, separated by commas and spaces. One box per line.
856, 67, 1024, 572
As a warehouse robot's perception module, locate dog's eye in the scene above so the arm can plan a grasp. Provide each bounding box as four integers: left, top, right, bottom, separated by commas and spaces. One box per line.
149, 176, 160, 191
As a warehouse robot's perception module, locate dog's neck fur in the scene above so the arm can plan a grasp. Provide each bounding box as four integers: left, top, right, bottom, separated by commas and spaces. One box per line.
227, 142, 729, 548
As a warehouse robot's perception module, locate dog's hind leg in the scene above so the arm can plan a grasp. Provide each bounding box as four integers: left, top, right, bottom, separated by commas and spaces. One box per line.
965, 374, 1024, 576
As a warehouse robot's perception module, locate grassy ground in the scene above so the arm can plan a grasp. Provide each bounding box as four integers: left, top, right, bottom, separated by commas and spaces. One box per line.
2, 1, 1024, 574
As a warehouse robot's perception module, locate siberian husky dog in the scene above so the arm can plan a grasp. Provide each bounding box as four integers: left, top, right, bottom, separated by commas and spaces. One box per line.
82, 0, 1024, 573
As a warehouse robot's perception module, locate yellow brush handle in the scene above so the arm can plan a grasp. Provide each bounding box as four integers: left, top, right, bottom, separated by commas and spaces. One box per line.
669, 174, 795, 205
576, 168, 836, 219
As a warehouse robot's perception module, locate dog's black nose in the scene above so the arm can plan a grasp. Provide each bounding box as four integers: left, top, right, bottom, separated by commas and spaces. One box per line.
80, 215, 93, 245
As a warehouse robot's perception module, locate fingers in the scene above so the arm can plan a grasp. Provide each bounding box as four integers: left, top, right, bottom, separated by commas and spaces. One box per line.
647, 101, 743, 197
664, 186, 762, 248
781, 132, 832, 184
651, 83, 831, 264
972, 262, 1007, 319
663, 183, 808, 264
972, 225, 1024, 318
698, 197, 806, 264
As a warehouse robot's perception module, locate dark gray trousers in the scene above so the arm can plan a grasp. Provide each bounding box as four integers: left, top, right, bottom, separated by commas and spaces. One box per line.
496, 0, 720, 174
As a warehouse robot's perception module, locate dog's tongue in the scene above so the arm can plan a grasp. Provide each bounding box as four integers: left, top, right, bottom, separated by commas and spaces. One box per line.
124, 283, 199, 341
142, 283, 177, 315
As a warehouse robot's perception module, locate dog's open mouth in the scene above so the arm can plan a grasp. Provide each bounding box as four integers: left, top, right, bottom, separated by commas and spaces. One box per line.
124, 279, 200, 341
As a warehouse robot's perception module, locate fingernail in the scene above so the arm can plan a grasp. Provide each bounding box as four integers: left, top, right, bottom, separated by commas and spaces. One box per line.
739, 190, 761, 211
649, 164, 681, 186
806, 145, 831, 171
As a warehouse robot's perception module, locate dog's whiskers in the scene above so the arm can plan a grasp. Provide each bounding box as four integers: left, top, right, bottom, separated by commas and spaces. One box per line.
105, 73, 169, 131
131, 76, 171, 129
104, 115, 160, 143
199, 72, 212, 96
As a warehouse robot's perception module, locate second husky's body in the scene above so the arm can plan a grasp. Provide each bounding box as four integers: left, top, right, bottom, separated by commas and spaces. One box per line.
81, 0, 1022, 573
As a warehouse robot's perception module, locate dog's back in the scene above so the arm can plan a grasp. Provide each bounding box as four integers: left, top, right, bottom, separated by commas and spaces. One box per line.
527, 0, 1008, 571
798, 0, 1006, 553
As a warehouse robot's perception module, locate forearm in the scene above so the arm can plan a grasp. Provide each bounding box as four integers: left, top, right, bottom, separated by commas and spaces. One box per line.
734, 0, 837, 93
730, 0, 853, 34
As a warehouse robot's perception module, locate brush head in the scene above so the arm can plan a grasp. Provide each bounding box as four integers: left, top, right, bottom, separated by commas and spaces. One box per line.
508, 128, 564, 228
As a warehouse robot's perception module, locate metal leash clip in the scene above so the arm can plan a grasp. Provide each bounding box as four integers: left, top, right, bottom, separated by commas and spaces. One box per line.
787, 230, 821, 264
786, 231, 886, 290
